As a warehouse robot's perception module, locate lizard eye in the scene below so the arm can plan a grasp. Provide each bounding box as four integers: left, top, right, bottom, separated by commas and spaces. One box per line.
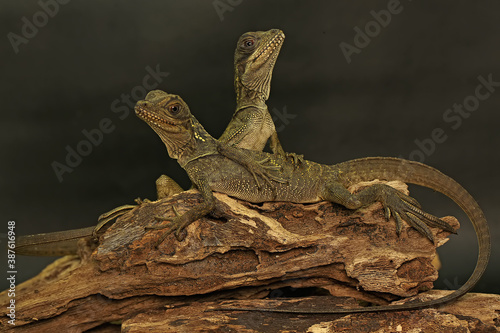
168, 103, 181, 114
242, 39, 255, 48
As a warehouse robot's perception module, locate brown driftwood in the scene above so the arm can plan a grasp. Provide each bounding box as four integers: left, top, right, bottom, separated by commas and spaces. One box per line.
121, 292, 500, 332
1, 181, 498, 332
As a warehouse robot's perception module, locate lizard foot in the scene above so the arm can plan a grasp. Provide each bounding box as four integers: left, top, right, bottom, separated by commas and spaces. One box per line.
216, 143, 286, 188
285, 152, 304, 167
380, 187, 456, 243
250, 157, 287, 188
134, 197, 152, 204
95, 203, 138, 236
146, 206, 189, 245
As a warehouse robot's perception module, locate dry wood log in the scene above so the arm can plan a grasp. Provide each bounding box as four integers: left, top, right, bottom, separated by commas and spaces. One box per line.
121, 292, 500, 332
0, 181, 497, 332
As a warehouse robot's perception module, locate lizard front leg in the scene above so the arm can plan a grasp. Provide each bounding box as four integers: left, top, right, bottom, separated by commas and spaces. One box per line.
220, 107, 302, 166
320, 181, 456, 242
216, 142, 286, 188
149, 175, 216, 245
269, 132, 304, 165
269, 131, 286, 156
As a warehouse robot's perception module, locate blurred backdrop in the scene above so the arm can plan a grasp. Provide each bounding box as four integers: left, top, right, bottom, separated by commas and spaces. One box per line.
1, 0, 498, 293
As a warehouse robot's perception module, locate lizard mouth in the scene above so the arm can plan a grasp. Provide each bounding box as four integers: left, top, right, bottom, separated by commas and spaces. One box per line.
253, 30, 285, 63
135, 105, 184, 133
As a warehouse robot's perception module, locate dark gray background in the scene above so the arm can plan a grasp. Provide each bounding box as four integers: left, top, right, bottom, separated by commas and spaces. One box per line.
1, 1, 498, 294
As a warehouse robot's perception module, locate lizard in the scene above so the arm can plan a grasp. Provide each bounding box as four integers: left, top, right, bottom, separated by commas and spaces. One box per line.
92, 29, 291, 227
15, 45, 293, 255
15, 28, 289, 255
15, 90, 490, 312
130, 90, 489, 313
218, 28, 288, 156
156, 28, 291, 192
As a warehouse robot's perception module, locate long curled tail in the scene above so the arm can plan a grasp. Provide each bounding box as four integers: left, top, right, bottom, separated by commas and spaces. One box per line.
212, 157, 490, 313
333, 157, 490, 309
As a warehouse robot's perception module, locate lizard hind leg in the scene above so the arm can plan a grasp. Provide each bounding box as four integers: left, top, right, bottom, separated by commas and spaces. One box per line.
156, 174, 184, 199
95, 175, 184, 236
321, 182, 456, 242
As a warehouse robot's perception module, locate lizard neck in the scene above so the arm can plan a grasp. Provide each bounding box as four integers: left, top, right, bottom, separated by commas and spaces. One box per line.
177, 118, 219, 168
234, 79, 267, 110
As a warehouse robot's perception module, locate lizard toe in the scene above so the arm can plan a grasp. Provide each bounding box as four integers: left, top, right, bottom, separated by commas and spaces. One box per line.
396, 191, 422, 209
414, 209, 456, 233
154, 214, 169, 222
393, 210, 404, 236
175, 228, 187, 242
154, 228, 175, 247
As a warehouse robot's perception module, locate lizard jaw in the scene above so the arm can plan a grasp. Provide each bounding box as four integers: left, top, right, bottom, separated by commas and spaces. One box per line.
250, 30, 285, 64
239, 29, 285, 100
135, 104, 184, 134
134, 95, 196, 160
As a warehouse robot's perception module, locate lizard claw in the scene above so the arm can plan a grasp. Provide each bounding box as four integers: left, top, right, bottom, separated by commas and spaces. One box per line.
147, 205, 189, 246
216, 143, 286, 189
96, 198, 155, 236
248, 157, 287, 189
152, 204, 181, 220
381, 188, 455, 243
286, 152, 304, 167
149, 217, 188, 246
134, 197, 152, 205
147, 219, 186, 245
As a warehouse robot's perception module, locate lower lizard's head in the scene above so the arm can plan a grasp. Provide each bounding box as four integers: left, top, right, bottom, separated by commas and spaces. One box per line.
135, 90, 194, 159
234, 29, 285, 101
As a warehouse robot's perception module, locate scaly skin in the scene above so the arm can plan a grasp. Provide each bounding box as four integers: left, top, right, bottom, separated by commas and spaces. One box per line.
155, 29, 288, 193
17, 30, 293, 255
219, 29, 286, 154
155, 29, 288, 196
134, 91, 490, 313
15, 90, 491, 313
92, 29, 288, 227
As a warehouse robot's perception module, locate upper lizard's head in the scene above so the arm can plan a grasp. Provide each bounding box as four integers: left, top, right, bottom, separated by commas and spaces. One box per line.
135, 90, 195, 159
234, 29, 285, 101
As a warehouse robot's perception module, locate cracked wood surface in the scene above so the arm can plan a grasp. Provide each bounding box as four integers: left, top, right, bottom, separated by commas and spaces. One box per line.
123, 292, 500, 333
1, 183, 497, 332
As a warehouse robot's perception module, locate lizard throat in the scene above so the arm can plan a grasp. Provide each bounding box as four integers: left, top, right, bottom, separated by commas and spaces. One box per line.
236, 31, 284, 101
135, 107, 194, 159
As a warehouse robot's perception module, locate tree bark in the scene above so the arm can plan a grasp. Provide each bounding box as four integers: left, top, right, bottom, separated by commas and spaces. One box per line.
1, 182, 498, 332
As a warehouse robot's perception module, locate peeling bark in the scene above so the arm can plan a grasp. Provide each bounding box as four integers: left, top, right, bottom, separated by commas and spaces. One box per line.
1, 184, 497, 332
